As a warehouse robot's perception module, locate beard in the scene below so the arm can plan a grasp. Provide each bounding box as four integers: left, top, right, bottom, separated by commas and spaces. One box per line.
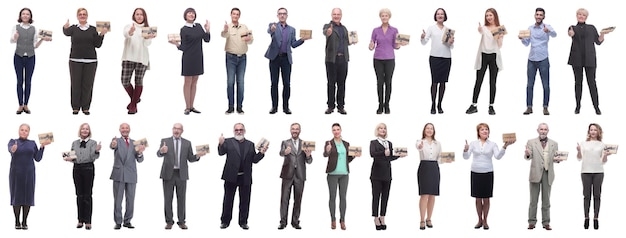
234, 135, 245, 141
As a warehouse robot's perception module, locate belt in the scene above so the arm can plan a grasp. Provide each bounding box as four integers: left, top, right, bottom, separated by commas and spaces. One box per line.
336, 53, 344, 56
237, 172, 244, 176
278, 53, 288, 57
227, 52, 246, 57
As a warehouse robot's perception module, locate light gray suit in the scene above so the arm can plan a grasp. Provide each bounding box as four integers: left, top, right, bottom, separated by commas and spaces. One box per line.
525, 137, 558, 226
110, 137, 144, 225
156, 137, 200, 225
279, 139, 312, 226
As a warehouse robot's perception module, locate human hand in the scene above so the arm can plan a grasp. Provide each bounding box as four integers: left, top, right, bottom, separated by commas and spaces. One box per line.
325, 24, 333, 36
219, 133, 225, 145
96, 141, 102, 152
325, 141, 331, 153
543, 25, 549, 33
223, 21, 228, 32
204, 20, 210, 32
63, 19, 70, 29
100, 27, 108, 35
384, 148, 390, 156
111, 137, 118, 149
568, 26, 575, 37
576, 142, 581, 153
421, 29, 426, 39
477, 22, 483, 32
10, 140, 17, 153
304, 148, 312, 157
13, 30, 19, 42
418, 140, 424, 150
270, 23, 276, 32
524, 145, 530, 156
284, 144, 292, 155
129, 24, 135, 36
464, 140, 469, 152
160, 141, 168, 154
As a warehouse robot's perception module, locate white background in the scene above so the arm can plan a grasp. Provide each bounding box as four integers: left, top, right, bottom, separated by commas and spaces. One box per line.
1, 0, 623, 237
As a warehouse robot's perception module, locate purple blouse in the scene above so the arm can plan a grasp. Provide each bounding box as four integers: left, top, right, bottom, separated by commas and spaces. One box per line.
370, 25, 398, 60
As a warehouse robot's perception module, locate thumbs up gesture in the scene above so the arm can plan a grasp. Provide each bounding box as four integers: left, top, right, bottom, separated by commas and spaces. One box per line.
576, 142, 581, 153
284, 144, 292, 155
63, 19, 70, 29
270, 23, 277, 32
110, 137, 118, 149
568, 26, 575, 37
129, 24, 136, 36
10, 140, 18, 153
223, 21, 229, 32
160, 141, 168, 154
219, 133, 225, 145
478, 22, 483, 32
96, 141, 102, 152
204, 20, 210, 32
524, 144, 531, 157
13, 30, 19, 42
464, 140, 469, 152
325, 141, 332, 153
543, 24, 549, 33
417, 140, 424, 150
325, 24, 333, 36
420, 29, 426, 39
369, 40, 375, 50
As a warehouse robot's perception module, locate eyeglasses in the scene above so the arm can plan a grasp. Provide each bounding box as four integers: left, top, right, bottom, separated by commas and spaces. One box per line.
278, 12, 288, 16
234, 129, 245, 132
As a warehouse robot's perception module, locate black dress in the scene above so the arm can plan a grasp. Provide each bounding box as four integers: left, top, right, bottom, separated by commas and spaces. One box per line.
178, 23, 210, 76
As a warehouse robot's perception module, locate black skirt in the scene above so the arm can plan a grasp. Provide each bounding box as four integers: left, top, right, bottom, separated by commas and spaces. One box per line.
470, 171, 494, 198
429, 56, 451, 83
417, 160, 440, 195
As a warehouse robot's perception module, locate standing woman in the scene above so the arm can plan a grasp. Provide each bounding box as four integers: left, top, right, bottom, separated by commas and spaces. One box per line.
463, 123, 512, 229
369, 123, 404, 230
63, 8, 107, 115
576, 123, 610, 229
568, 8, 607, 115
420, 8, 454, 114
11, 8, 51, 114
8, 123, 50, 229
416, 123, 441, 229
121, 8, 155, 114
465, 8, 504, 115
63, 123, 101, 230
368, 8, 405, 114
323, 123, 360, 230
169, 7, 210, 115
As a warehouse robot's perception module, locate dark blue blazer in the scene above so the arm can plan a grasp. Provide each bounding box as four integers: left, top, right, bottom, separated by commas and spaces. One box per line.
264, 22, 304, 64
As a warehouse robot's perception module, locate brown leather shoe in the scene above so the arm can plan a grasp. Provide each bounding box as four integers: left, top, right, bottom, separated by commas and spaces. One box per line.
165, 224, 173, 229
528, 224, 535, 229
340, 222, 346, 230
178, 223, 188, 229
543, 224, 552, 230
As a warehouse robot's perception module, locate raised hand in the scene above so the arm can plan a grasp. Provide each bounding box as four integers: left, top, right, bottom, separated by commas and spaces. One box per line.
219, 133, 225, 145
325, 141, 332, 153
477, 22, 483, 32
543, 24, 549, 33
325, 24, 333, 36
418, 140, 424, 150
270, 23, 277, 32
10, 140, 18, 153
204, 20, 210, 32
63, 19, 70, 29
13, 30, 19, 42
160, 141, 168, 154
223, 21, 228, 32
568, 26, 575, 37
100, 26, 108, 35
284, 144, 292, 155
420, 29, 426, 39
129, 24, 135, 36
464, 140, 469, 152
576, 142, 581, 152
525, 145, 531, 156
96, 141, 102, 152
111, 137, 118, 149
303, 148, 312, 157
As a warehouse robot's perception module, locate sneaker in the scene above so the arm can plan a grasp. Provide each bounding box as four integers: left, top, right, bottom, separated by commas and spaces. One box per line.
465, 105, 478, 114
523, 107, 533, 115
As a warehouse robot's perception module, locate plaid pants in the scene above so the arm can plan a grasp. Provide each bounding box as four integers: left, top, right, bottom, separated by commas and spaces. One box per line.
121, 61, 147, 86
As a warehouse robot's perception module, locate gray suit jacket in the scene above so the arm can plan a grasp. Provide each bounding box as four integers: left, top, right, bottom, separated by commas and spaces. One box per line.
109, 137, 144, 183
525, 138, 558, 185
279, 139, 312, 181
264, 23, 304, 64
157, 137, 200, 180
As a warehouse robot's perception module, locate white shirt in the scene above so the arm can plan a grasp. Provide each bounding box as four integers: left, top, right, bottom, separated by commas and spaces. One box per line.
9, 23, 38, 47
420, 24, 453, 58
416, 139, 441, 161
463, 139, 506, 173
578, 140, 606, 173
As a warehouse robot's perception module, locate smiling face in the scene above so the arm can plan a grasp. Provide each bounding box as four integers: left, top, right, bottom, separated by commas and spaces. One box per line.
379, 12, 390, 24
478, 126, 490, 140
231, 9, 241, 23
377, 125, 387, 138
134, 9, 145, 24
119, 123, 130, 138
20, 9, 32, 23
485, 11, 495, 25
535, 10, 545, 24
234, 123, 245, 140
435, 9, 446, 23
185, 11, 196, 23
588, 125, 599, 139
332, 125, 342, 139
172, 123, 183, 138
576, 10, 587, 23
290, 124, 301, 140
277, 8, 288, 24
77, 9, 88, 25
423, 124, 435, 139
80, 124, 91, 139
331, 8, 342, 24
537, 124, 549, 140
19, 125, 30, 139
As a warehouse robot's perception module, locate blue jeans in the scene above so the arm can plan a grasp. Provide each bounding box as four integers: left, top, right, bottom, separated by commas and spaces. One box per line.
269, 55, 292, 110
226, 53, 247, 109
526, 58, 550, 107
14, 54, 36, 106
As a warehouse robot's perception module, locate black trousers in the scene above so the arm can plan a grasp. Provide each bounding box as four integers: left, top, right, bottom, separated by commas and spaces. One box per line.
325, 56, 348, 109
472, 53, 498, 104
373, 59, 395, 106
572, 66, 599, 107
73, 162, 95, 223
221, 175, 251, 226
371, 179, 391, 216
69, 61, 98, 110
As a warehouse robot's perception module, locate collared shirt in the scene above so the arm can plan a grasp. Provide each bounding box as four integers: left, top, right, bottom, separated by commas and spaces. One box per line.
463, 139, 506, 173
420, 24, 454, 58
333, 22, 346, 55
521, 23, 556, 61
10, 23, 38, 49
370, 25, 398, 60
417, 139, 441, 161
280, 23, 289, 53
221, 22, 253, 55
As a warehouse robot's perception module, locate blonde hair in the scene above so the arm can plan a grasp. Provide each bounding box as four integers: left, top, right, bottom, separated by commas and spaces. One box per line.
476, 123, 490, 139
77, 123, 92, 138
576, 8, 589, 17
379, 8, 392, 18
374, 123, 387, 138
76, 7, 88, 16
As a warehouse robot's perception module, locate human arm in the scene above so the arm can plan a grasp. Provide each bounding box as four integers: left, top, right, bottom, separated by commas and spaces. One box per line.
92, 27, 104, 48
462, 140, 471, 160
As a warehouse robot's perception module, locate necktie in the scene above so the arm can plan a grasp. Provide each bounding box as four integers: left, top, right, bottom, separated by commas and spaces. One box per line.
293, 139, 298, 152
541, 138, 548, 170
174, 138, 180, 168
80, 141, 87, 148
125, 138, 129, 147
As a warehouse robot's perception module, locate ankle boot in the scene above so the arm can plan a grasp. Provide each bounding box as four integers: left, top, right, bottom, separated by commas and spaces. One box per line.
384, 103, 390, 114
124, 85, 134, 109
376, 103, 383, 114
430, 103, 436, 114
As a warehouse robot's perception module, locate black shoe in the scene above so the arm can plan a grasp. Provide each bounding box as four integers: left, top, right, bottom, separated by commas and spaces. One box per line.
593, 219, 599, 230
77, 223, 84, 228
384, 105, 390, 114
523, 107, 533, 115
594, 107, 601, 115
325, 108, 334, 114
376, 224, 383, 230
584, 218, 589, 229
190, 107, 201, 113
21, 223, 28, 230
15, 222, 22, 230
83, 110, 90, 115
220, 223, 229, 229
338, 108, 347, 115
430, 104, 436, 114
437, 105, 444, 114
426, 220, 433, 228
376, 105, 383, 114
240, 224, 249, 230
225, 107, 234, 114
488, 106, 496, 115
114, 224, 122, 230
73, 110, 79, 115
284, 109, 292, 114
465, 105, 478, 114
292, 223, 302, 229
420, 221, 426, 230
184, 108, 190, 115
85, 224, 92, 230
575, 106, 580, 114
278, 224, 286, 230
123, 223, 135, 229
269, 108, 278, 114
236, 108, 244, 114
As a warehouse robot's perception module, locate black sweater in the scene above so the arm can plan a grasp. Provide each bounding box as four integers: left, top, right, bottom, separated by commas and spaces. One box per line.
63, 25, 104, 59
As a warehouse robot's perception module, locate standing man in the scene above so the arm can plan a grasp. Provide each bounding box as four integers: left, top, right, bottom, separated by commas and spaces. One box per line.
222, 7, 253, 115
278, 123, 312, 230
521, 8, 556, 115
218, 123, 267, 230
265, 7, 310, 115
156, 123, 206, 230
109, 123, 145, 230
323, 8, 355, 115
524, 123, 561, 230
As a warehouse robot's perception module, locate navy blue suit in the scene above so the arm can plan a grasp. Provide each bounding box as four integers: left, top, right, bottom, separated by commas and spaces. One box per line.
264, 22, 305, 111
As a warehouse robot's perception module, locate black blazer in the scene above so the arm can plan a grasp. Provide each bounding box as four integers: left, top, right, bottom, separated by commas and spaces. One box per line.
323, 139, 355, 173
369, 139, 399, 181
218, 138, 264, 185
568, 22, 603, 67
156, 137, 200, 180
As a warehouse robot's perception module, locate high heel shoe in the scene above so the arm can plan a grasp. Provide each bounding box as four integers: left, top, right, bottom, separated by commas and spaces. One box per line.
86, 224, 92, 230
474, 222, 483, 229
23, 105, 30, 114
340, 221, 346, 230
374, 218, 382, 230
16, 106, 24, 114
584, 218, 589, 229
420, 221, 426, 230
593, 219, 599, 230
77, 222, 84, 228
426, 219, 433, 228
331, 221, 336, 230
379, 217, 386, 230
